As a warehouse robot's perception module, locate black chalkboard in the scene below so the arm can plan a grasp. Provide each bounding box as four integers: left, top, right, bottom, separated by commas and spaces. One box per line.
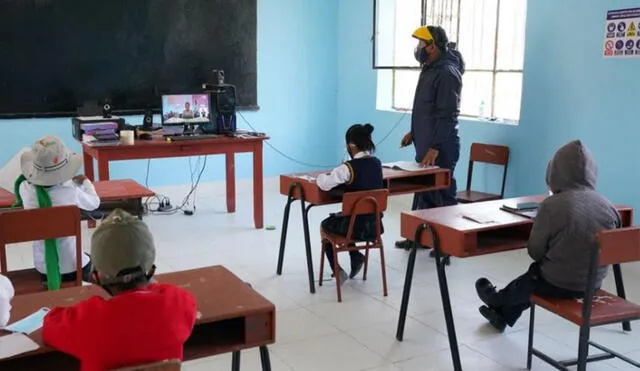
0, 0, 257, 118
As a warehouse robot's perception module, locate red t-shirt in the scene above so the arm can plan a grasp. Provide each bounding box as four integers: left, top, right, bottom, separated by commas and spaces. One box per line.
43, 283, 197, 371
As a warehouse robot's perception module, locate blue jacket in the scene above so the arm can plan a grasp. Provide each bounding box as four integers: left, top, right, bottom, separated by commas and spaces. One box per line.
411, 49, 464, 162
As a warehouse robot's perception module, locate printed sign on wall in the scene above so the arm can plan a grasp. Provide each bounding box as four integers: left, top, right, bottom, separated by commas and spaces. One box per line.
603, 7, 640, 58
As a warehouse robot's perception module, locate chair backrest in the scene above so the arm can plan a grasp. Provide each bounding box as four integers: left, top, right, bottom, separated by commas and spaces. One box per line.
112, 359, 181, 371
466, 143, 510, 196
341, 189, 389, 216
341, 189, 389, 242
0, 206, 82, 282
596, 227, 640, 266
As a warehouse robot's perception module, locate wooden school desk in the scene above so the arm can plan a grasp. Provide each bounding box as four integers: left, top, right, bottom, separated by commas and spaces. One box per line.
277, 167, 451, 293
395, 195, 634, 371
81, 135, 267, 229
0, 266, 276, 371
0, 179, 155, 221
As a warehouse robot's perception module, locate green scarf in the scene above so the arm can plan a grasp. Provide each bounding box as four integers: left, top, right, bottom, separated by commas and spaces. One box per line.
13, 175, 61, 290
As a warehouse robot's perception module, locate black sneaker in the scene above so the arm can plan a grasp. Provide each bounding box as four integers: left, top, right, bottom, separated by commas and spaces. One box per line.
475, 278, 499, 307
395, 239, 413, 250
349, 253, 365, 279
479, 305, 507, 332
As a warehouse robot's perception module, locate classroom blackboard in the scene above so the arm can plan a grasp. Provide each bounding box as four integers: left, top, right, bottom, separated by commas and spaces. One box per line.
0, 0, 257, 118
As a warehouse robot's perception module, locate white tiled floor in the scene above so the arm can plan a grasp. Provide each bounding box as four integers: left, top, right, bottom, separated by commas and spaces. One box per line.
6, 178, 640, 370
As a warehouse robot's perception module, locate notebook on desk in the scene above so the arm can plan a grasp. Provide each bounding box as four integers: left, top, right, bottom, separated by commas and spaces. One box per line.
500, 206, 538, 219
382, 161, 438, 172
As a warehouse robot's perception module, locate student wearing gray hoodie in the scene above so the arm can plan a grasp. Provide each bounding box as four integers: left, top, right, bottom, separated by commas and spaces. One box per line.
475, 140, 620, 331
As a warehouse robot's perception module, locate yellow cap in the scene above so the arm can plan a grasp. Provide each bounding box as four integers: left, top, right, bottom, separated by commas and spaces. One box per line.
412, 26, 433, 42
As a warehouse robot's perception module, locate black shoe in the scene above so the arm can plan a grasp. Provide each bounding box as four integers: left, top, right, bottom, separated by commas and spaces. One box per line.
479, 305, 507, 332
395, 239, 413, 250
475, 278, 499, 307
349, 253, 365, 279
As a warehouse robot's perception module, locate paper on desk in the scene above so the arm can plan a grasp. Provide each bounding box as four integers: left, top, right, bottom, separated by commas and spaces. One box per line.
382, 161, 438, 172
0, 333, 40, 360
295, 175, 316, 182
4, 307, 49, 334
462, 213, 496, 224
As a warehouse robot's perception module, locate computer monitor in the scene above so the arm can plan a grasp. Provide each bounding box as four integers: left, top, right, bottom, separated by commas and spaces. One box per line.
161, 94, 211, 125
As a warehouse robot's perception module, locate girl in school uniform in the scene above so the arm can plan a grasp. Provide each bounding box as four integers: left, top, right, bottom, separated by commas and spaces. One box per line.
0, 274, 14, 327
316, 124, 384, 284
13, 135, 100, 290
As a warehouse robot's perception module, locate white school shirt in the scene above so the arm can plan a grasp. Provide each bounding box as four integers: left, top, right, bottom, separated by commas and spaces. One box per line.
316, 151, 370, 191
19, 180, 100, 274
0, 274, 14, 327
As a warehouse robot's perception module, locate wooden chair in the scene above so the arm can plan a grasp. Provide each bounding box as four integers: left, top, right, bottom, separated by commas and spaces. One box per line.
113, 359, 181, 371
318, 189, 389, 302
526, 227, 640, 371
0, 206, 83, 295
456, 143, 509, 203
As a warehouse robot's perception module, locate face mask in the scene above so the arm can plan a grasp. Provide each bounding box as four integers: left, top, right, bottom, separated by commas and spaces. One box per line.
414, 46, 429, 64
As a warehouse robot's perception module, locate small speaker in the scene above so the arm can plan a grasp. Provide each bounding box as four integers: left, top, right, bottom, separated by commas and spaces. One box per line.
142, 110, 153, 129
102, 102, 112, 118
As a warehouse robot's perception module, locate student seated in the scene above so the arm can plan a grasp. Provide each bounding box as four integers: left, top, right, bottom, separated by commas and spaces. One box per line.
0, 274, 14, 327
316, 123, 384, 284
475, 140, 620, 332
14, 135, 100, 290
43, 209, 197, 371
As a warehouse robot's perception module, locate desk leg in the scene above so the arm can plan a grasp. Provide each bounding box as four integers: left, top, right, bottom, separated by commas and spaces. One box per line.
435, 247, 462, 371
226, 152, 236, 213
396, 240, 418, 341
231, 351, 240, 371
97, 158, 110, 180
253, 142, 264, 229
83, 150, 95, 181
302, 203, 315, 294
259, 346, 272, 371
613, 264, 631, 331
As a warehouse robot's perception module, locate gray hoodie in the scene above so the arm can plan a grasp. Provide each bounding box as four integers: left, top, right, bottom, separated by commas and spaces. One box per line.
528, 140, 620, 292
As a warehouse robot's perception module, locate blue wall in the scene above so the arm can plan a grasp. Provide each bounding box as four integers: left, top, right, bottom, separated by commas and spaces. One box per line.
0, 0, 339, 186
337, 0, 640, 214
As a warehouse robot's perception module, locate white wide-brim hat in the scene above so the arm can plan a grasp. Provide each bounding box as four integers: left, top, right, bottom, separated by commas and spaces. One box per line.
20, 135, 83, 187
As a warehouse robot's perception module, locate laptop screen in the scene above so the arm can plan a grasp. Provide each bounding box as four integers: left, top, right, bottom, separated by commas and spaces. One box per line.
161, 94, 210, 125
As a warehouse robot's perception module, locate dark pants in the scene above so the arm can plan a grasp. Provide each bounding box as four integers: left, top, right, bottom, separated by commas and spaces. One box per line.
494, 263, 584, 326
412, 137, 460, 210
321, 214, 381, 273
40, 253, 93, 283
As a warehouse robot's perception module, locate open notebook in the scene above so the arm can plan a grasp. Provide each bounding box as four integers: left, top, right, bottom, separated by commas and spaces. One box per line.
382, 161, 438, 172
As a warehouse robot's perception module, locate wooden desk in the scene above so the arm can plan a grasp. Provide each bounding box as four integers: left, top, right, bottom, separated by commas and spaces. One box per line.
81, 135, 267, 229
395, 195, 634, 371
0, 179, 155, 221
277, 167, 451, 293
0, 266, 276, 371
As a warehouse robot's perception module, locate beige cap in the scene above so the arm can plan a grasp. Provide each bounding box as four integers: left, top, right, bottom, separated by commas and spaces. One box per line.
91, 209, 156, 284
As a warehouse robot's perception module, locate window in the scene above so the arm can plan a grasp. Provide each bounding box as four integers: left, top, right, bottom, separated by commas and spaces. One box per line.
373, 0, 527, 122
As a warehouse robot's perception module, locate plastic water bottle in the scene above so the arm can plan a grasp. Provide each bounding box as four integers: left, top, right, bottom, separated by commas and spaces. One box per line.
478, 100, 486, 119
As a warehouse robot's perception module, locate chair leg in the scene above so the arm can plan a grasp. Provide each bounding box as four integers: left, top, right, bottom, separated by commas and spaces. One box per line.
379, 244, 388, 297
527, 304, 535, 370
333, 244, 342, 302
363, 246, 370, 280
319, 240, 325, 287
577, 322, 592, 371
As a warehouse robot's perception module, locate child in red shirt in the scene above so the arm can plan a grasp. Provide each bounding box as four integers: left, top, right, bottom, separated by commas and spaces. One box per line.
42, 209, 197, 371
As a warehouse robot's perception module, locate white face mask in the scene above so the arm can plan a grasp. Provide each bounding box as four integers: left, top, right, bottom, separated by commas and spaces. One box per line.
548, 190, 553, 196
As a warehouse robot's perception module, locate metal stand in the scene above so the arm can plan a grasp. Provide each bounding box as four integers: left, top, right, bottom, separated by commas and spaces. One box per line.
276, 183, 316, 293
230, 346, 271, 371
396, 223, 462, 371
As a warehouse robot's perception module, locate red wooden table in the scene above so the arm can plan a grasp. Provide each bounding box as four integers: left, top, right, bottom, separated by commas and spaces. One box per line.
81, 136, 267, 229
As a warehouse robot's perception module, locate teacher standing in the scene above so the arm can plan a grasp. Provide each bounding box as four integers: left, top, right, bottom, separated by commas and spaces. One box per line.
395, 25, 465, 252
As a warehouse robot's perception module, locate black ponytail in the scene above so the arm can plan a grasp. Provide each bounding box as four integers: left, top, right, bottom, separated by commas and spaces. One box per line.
346, 123, 375, 153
